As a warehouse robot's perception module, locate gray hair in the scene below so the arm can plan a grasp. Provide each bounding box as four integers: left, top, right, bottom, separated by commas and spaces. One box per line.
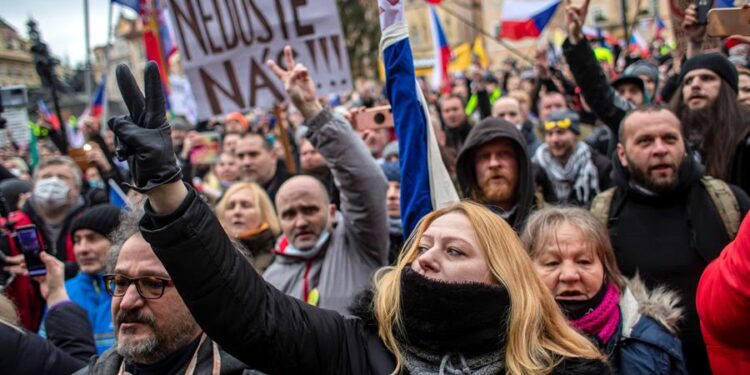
33, 156, 83, 188
106, 206, 145, 274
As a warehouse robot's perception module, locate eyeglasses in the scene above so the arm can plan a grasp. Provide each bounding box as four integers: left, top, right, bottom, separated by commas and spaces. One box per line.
103, 274, 175, 300
544, 118, 572, 130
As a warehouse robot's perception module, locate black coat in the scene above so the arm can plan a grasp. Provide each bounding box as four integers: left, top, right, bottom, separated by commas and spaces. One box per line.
602, 152, 750, 374
139, 187, 611, 375
563, 37, 635, 146
0, 302, 95, 374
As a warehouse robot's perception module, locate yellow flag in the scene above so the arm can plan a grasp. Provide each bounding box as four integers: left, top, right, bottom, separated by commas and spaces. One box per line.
472, 36, 489, 68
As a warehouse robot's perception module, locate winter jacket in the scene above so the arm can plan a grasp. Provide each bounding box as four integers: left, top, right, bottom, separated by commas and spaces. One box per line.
0, 197, 88, 331
613, 278, 687, 375
261, 160, 292, 204
456, 117, 540, 231
533, 143, 613, 207
138, 185, 612, 375
0, 302, 95, 375
75, 333, 255, 374
595, 151, 750, 374
521, 119, 542, 156
563, 37, 635, 146
730, 132, 750, 195
697, 213, 750, 374
263, 109, 389, 314
64, 273, 114, 354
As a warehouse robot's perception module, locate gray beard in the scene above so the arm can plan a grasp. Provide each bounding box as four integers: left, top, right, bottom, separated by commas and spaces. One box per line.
116, 313, 200, 365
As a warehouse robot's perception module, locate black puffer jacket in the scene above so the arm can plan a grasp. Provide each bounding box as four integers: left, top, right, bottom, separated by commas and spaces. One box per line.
456, 117, 539, 230
139, 186, 611, 374
0, 302, 96, 374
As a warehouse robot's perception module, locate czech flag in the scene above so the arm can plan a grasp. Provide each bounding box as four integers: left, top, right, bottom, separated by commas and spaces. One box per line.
81, 77, 106, 120
428, 4, 451, 94
629, 30, 650, 57
499, 0, 561, 40
379, 0, 459, 236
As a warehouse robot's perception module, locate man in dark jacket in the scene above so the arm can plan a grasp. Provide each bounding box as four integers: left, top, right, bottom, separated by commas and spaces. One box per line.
532, 109, 612, 207
591, 105, 750, 374
455, 117, 540, 231
76, 211, 251, 374
440, 95, 473, 151
562, 0, 643, 146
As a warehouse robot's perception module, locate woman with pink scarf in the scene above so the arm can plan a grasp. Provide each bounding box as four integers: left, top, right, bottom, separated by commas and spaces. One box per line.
522, 206, 687, 375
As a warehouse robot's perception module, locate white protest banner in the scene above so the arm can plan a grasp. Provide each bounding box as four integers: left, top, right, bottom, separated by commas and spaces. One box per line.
166, 0, 352, 120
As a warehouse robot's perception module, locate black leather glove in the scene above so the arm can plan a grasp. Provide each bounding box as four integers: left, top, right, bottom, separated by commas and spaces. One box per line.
108, 62, 181, 193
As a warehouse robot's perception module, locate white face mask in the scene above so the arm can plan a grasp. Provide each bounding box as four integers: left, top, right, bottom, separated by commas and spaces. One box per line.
33, 177, 71, 211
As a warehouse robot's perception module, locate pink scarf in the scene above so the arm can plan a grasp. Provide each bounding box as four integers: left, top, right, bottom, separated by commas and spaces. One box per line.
569, 283, 621, 344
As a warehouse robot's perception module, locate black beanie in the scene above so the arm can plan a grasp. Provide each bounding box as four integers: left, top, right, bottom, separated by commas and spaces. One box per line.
679, 53, 738, 93
70, 204, 123, 238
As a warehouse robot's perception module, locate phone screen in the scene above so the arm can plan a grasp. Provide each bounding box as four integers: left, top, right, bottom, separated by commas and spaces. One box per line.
17, 226, 46, 277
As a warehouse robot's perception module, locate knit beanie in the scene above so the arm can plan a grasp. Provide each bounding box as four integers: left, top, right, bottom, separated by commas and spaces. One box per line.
679, 53, 738, 93
624, 61, 659, 92
225, 112, 249, 133
544, 109, 581, 135
380, 161, 400, 182
70, 204, 122, 238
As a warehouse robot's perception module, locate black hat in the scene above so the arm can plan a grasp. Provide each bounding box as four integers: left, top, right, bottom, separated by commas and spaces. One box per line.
544, 109, 581, 135
679, 53, 738, 93
70, 204, 123, 238
611, 74, 646, 95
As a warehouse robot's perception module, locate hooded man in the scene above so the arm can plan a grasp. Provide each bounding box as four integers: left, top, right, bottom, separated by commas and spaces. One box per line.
456, 117, 541, 231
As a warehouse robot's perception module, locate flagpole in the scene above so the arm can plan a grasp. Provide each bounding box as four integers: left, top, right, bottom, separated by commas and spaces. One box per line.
83, 0, 92, 99
101, 0, 114, 129
435, 3, 535, 65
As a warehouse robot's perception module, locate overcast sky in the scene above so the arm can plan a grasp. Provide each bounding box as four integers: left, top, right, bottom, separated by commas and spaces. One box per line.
4, 0, 138, 66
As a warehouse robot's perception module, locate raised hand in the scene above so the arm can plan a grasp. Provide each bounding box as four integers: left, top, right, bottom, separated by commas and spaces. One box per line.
107, 62, 181, 193
683, 4, 706, 43
33, 252, 68, 306
266, 46, 323, 120
565, 0, 590, 44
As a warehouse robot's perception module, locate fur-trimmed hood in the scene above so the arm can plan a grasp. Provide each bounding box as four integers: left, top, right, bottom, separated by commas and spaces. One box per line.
620, 275, 684, 336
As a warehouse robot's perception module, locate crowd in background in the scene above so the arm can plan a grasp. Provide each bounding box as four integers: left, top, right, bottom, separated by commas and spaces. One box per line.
1, 1, 750, 374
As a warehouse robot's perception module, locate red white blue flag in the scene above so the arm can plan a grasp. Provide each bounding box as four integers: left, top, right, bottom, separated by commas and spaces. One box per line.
499, 0, 561, 40
428, 4, 451, 93
379, 0, 459, 235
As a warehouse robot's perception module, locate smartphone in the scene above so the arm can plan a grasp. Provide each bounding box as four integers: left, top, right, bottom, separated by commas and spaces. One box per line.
695, 0, 714, 25
707, 7, 750, 37
354, 106, 394, 130
16, 225, 46, 277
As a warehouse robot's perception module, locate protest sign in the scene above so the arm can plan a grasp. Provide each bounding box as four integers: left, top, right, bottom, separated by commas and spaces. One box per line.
166, 0, 352, 120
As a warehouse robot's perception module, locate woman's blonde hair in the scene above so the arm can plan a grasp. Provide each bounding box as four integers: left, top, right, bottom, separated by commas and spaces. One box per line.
215, 182, 280, 236
521, 206, 627, 291
373, 201, 603, 375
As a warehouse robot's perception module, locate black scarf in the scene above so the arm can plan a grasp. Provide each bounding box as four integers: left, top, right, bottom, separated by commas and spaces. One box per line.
399, 267, 510, 356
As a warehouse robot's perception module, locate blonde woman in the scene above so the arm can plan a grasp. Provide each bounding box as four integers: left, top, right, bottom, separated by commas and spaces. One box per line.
522, 207, 687, 375
215, 182, 280, 273
143, 181, 611, 375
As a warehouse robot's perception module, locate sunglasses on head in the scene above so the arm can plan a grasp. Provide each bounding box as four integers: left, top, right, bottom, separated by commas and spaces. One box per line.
544, 118, 572, 130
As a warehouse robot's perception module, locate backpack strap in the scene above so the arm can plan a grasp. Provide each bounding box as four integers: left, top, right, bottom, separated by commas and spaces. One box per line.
701, 176, 741, 240
590, 187, 617, 226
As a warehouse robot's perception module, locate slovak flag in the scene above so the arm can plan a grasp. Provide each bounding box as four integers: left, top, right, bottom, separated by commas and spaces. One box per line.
428, 4, 451, 94
499, 0, 561, 40
379, 0, 459, 236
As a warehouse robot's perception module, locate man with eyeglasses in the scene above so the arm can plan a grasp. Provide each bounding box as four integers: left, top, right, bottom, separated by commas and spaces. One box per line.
75, 212, 253, 374
531, 109, 612, 207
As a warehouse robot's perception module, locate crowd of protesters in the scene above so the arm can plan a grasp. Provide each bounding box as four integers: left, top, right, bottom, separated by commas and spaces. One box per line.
1, 0, 750, 374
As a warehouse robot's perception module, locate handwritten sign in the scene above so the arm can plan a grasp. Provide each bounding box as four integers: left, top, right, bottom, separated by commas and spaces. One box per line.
166, 0, 352, 119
